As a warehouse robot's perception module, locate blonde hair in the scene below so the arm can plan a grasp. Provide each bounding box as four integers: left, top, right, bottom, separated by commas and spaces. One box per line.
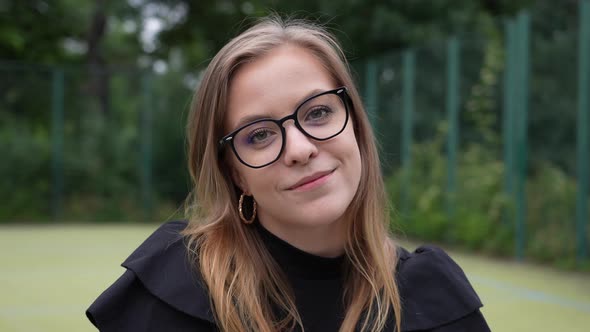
183, 16, 401, 332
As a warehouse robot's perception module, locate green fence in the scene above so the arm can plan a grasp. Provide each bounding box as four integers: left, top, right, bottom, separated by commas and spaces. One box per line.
356, 2, 589, 268
1, 63, 193, 223
0, 2, 588, 268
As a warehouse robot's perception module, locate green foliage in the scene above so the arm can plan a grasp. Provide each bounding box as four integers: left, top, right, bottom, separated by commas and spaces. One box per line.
149, 0, 533, 68
386, 125, 512, 253
0, 0, 142, 64
525, 162, 579, 265
386, 129, 587, 268
0, 117, 52, 221
0, 68, 191, 223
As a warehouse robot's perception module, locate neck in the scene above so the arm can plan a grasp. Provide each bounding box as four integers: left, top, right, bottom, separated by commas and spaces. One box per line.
257, 216, 346, 258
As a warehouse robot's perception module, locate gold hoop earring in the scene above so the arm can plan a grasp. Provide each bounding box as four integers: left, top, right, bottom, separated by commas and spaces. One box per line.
238, 192, 257, 224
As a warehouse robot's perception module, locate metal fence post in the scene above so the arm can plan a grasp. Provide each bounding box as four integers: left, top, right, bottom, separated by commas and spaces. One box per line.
365, 59, 378, 129
446, 36, 460, 220
515, 11, 530, 261
51, 68, 64, 221
576, 0, 590, 263
503, 19, 517, 228
401, 50, 416, 217
140, 72, 153, 221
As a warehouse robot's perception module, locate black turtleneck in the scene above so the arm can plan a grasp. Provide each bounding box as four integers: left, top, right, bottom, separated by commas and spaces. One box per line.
254, 221, 348, 331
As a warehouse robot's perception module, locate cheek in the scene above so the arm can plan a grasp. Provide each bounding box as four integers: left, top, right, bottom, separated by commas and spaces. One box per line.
238, 167, 277, 196
341, 130, 363, 189
350, 144, 362, 183
342, 126, 362, 167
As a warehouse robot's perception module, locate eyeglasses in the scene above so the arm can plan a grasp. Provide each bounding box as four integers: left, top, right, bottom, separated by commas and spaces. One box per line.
219, 87, 350, 168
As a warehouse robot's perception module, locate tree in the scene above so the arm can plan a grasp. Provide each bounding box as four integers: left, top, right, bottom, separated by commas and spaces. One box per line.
145, 0, 533, 69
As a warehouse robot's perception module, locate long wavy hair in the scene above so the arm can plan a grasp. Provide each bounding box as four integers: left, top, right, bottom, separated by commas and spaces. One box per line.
183, 16, 401, 332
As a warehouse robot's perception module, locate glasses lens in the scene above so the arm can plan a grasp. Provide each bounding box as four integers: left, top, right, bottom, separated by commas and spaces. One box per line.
297, 92, 347, 140
233, 120, 282, 167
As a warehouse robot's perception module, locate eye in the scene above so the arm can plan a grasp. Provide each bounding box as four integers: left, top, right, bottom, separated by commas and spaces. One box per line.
247, 128, 278, 145
304, 106, 333, 123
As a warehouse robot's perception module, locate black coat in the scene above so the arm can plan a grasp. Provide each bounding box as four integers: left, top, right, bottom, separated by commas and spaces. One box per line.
86, 221, 490, 331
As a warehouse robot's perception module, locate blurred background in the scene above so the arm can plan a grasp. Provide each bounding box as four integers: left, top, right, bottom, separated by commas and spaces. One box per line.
1, 0, 589, 331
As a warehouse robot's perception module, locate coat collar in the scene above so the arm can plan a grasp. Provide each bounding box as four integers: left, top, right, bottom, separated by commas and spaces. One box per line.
122, 220, 483, 331
122, 220, 215, 323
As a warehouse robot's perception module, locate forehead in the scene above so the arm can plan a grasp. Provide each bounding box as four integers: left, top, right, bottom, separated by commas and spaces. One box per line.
225, 45, 336, 131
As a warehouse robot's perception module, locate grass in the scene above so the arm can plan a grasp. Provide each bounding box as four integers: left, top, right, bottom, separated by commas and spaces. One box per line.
0, 223, 588, 332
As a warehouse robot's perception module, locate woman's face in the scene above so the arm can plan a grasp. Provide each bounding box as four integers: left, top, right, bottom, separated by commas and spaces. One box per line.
225, 45, 362, 240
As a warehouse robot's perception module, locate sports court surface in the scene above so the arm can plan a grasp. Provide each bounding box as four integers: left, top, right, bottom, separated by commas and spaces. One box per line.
0, 223, 588, 331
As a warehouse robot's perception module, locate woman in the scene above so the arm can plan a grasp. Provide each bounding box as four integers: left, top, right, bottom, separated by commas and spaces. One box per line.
87, 17, 490, 332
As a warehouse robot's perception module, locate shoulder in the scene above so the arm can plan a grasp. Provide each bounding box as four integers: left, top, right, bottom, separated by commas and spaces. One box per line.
396, 245, 490, 331
86, 220, 217, 331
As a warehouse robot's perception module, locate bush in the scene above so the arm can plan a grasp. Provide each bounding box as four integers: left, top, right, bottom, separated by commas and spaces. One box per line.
0, 118, 52, 221
385, 132, 588, 270
0, 70, 191, 223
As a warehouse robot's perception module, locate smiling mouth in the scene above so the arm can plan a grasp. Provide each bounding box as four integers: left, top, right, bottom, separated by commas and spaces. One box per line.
288, 169, 335, 191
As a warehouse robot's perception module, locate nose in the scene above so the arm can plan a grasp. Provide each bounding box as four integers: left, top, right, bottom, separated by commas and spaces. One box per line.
282, 123, 318, 166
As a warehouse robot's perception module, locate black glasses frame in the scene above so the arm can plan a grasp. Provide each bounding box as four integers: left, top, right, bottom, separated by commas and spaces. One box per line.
219, 87, 350, 169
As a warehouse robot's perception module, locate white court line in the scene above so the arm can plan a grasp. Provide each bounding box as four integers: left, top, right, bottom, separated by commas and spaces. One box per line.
469, 274, 590, 313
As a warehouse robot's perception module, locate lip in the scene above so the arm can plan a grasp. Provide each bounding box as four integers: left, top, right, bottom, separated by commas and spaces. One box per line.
288, 169, 335, 190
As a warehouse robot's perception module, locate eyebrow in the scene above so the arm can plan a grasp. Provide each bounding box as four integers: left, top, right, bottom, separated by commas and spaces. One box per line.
233, 88, 326, 129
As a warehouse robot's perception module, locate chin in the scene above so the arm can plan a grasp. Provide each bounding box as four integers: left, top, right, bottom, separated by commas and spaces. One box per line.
298, 201, 350, 228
